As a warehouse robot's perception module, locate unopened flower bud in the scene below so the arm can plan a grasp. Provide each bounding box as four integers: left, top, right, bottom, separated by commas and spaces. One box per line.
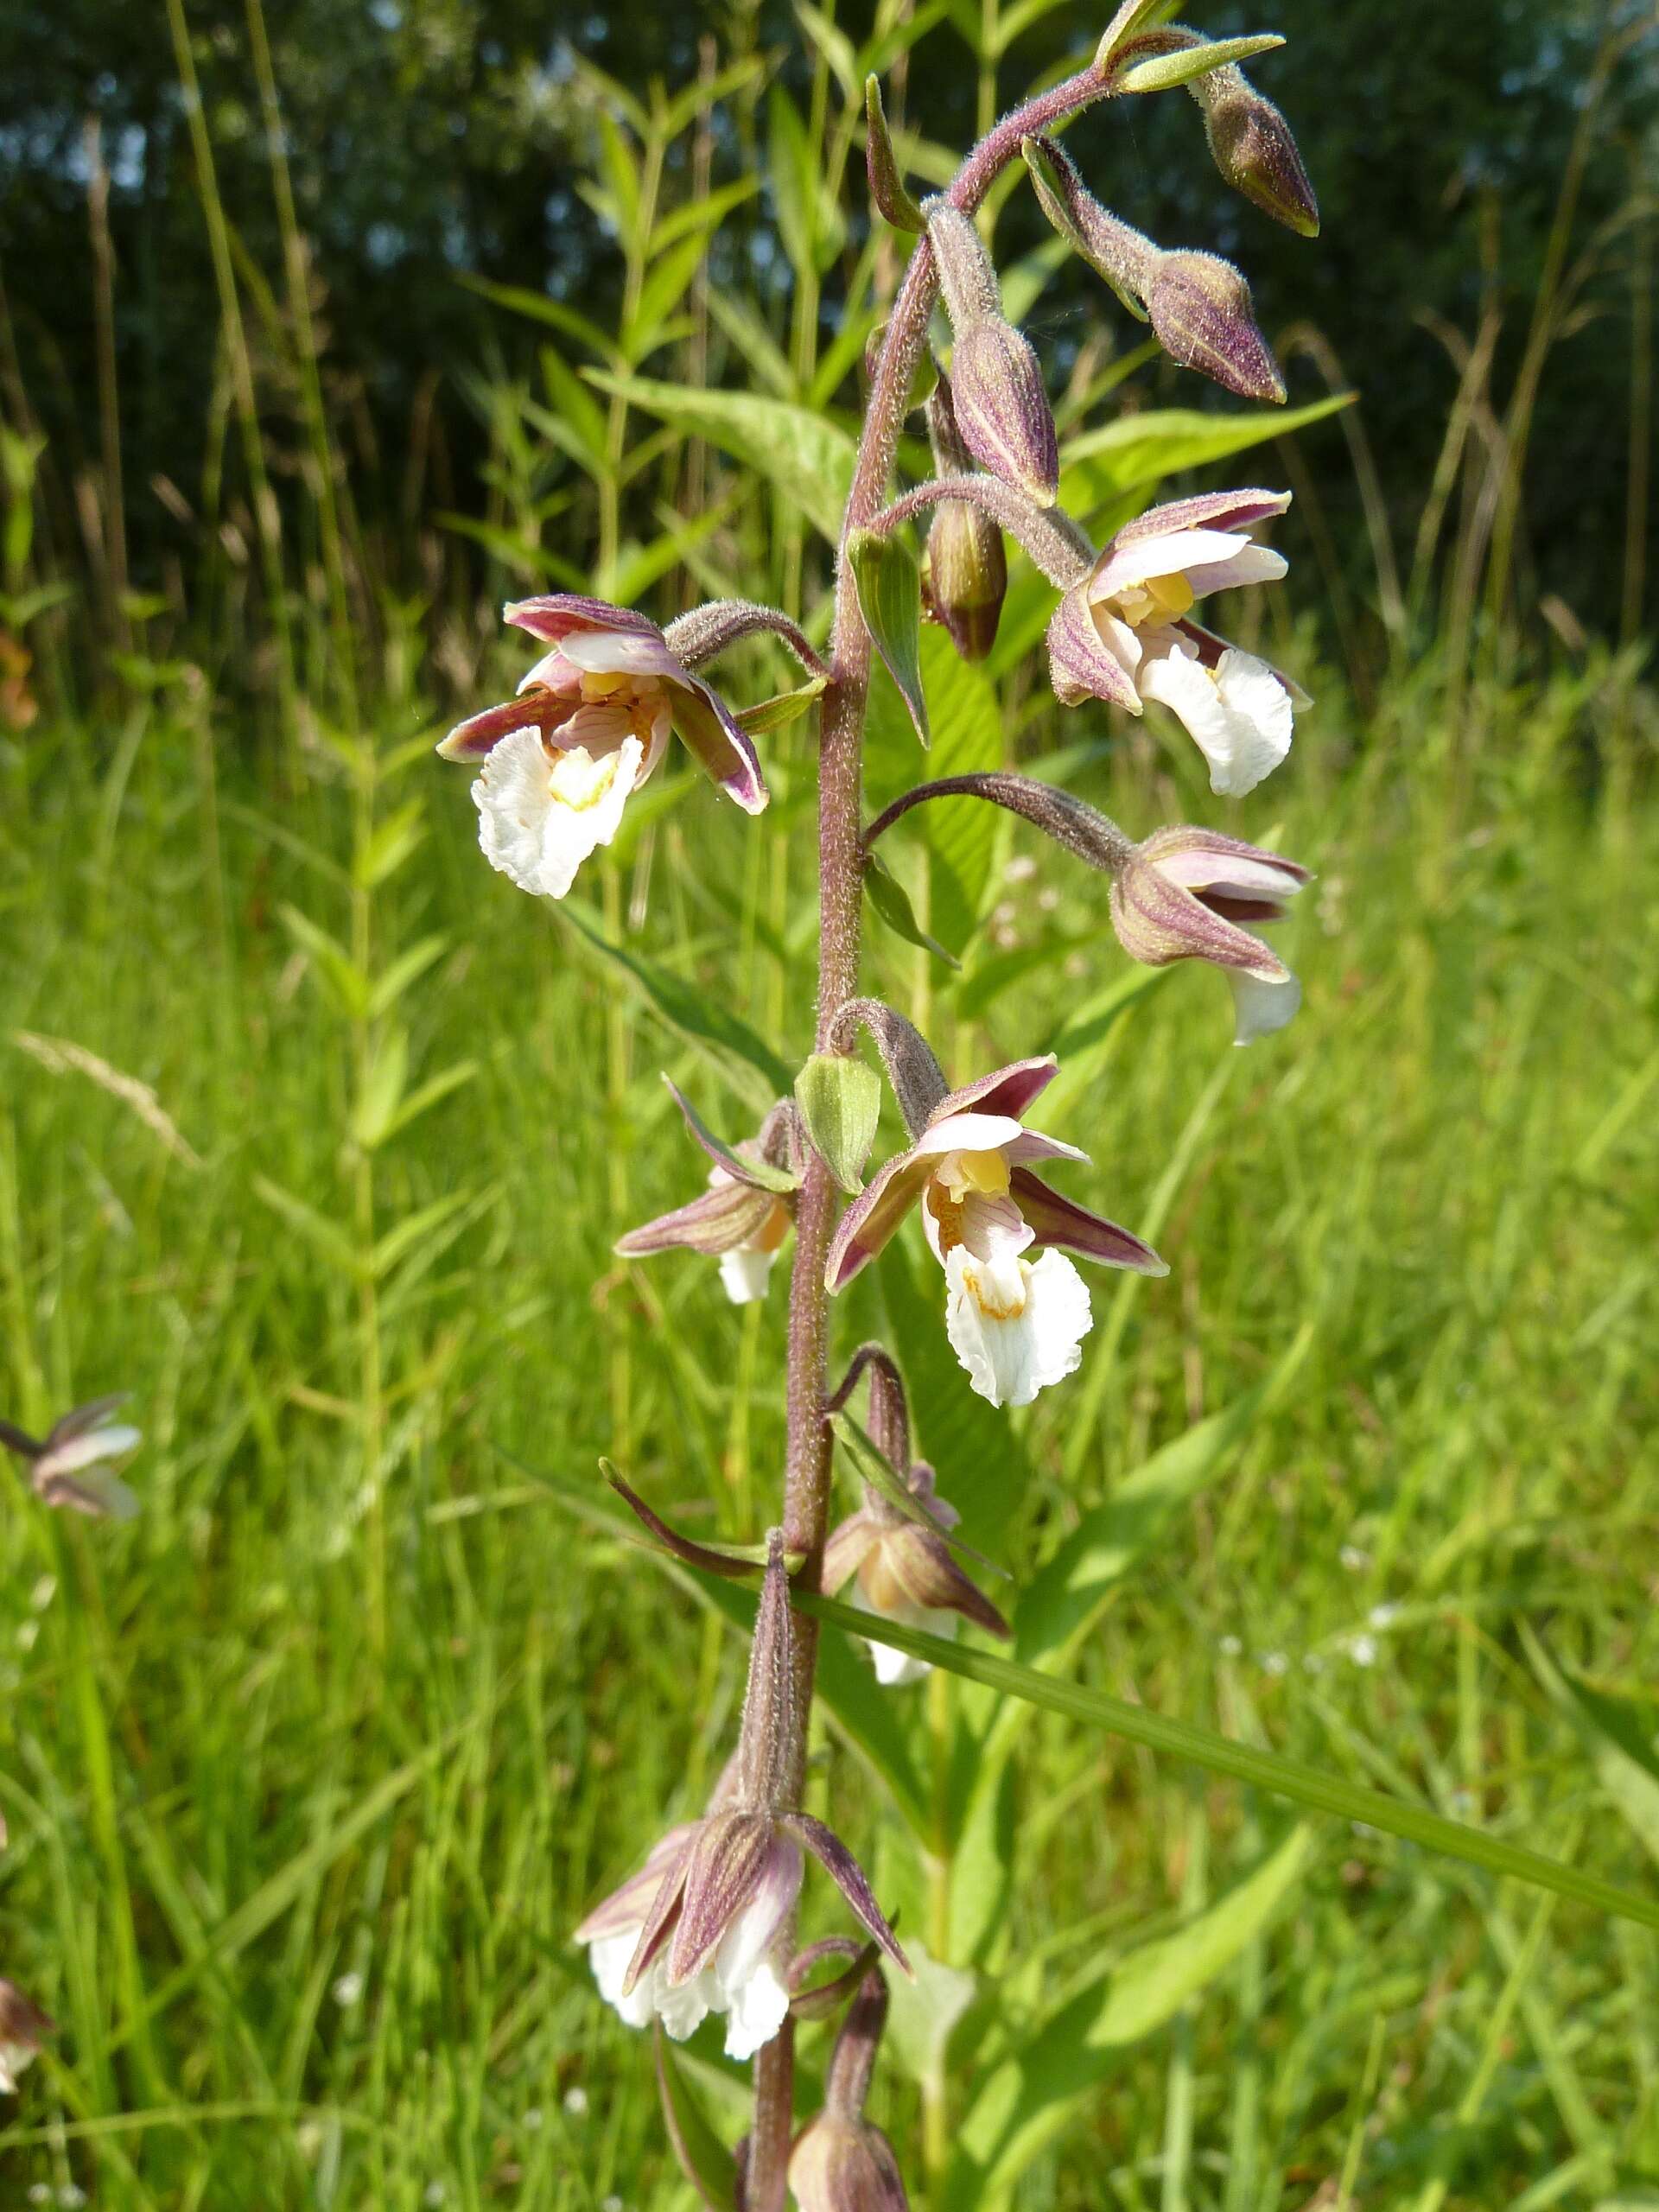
1109, 826, 1309, 1046
1146, 251, 1285, 404
922, 379, 1007, 660
1192, 67, 1319, 237
948, 319, 1059, 507
788, 1972, 909, 2211
923, 201, 1001, 332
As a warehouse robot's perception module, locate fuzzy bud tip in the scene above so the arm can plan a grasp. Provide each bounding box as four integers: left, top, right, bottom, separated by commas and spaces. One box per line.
1147, 251, 1286, 404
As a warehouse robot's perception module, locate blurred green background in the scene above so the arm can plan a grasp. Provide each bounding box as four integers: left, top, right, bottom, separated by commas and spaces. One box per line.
2, 0, 1657, 2206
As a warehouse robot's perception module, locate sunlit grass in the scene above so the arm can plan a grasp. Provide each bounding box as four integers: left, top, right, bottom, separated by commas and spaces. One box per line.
1, 662, 1654, 2207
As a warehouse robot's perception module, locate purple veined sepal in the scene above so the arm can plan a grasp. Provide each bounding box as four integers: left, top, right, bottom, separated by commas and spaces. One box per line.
572, 1535, 908, 2058
1185, 61, 1319, 238
1145, 250, 1286, 404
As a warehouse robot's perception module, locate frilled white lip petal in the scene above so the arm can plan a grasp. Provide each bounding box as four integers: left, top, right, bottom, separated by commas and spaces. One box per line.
588, 1928, 656, 2025
654, 1965, 716, 2042
1137, 644, 1294, 798
1229, 957, 1302, 1046
718, 1246, 777, 1305
943, 1245, 1092, 1408
474, 729, 644, 899
721, 1958, 790, 2060
870, 1639, 931, 1688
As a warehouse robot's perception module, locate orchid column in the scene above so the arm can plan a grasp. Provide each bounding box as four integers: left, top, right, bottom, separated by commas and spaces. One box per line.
436, 3, 1319, 2204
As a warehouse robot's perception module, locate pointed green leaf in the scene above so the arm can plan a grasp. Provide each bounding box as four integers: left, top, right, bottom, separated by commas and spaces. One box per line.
735, 677, 828, 736
848, 528, 930, 745
352, 1025, 410, 1151
863, 849, 961, 969
367, 936, 450, 1022
944, 1828, 1311, 2208
1061, 392, 1353, 512
832, 1413, 1005, 1575
795, 1054, 883, 1194
656, 2031, 738, 2209
369, 1190, 479, 1281
1115, 33, 1285, 92
277, 906, 369, 1020
1521, 1625, 1659, 1870
380, 1059, 480, 1145
791, 1591, 1659, 1939
252, 1174, 360, 1278
865, 75, 926, 231
562, 899, 794, 1110
666, 1076, 800, 1193
585, 374, 856, 542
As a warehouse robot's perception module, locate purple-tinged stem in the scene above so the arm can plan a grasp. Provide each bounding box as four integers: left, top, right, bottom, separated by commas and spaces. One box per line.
746, 60, 1115, 2212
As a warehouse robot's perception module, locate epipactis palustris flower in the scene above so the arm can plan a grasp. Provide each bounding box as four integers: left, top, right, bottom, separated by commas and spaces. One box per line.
823, 1459, 1007, 1687
1111, 826, 1311, 1046
437, 594, 767, 900
825, 1058, 1166, 1408
615, 1096, 804, 1307
573, 1534, 906, 2059
0, 1980, 54, 2096
1047, 491, 1308, 798
0, 1395, 141, 1521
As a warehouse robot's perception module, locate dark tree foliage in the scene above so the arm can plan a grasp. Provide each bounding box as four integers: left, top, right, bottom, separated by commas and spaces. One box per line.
0, 0, 1652, 632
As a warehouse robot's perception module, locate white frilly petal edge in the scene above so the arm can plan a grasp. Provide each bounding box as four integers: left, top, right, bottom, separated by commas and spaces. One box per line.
1137, 643, 1294, 798
474, 728, 645, 899
943, 1245, 1092, 1408
718, 1245, 777, 1305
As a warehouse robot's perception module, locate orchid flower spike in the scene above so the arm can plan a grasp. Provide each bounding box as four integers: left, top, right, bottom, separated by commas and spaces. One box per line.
438, 594, 768, 900
615, 1095, 804, 1306
1047, 491, 1309, 798
0, 1395, 141, 1520
825, 1058, 1166, 1408
788, 1971, 910, 2211
574, 1535, 907, 2059
0, 1980, 54, 2096
1112, 826, 1309, 1045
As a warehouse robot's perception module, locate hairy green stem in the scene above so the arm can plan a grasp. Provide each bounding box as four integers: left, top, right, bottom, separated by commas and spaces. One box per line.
746, 58, 1113, 2212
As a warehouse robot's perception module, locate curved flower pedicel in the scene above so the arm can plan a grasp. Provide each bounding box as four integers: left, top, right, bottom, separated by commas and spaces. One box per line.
1047, 491, 1307, 798
1112, 825, 1311, 1046
825, 1058, 1166, 1408
437, 595, 767, 900
573, 1536, 906, 2060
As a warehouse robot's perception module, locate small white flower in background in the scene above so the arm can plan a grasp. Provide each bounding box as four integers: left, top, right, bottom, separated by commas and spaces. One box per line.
0, 1397, 141, 1521
1368, 1602, 1399, 1630
558, 2088, 585, 2118
1047, 490, 1308, 798
1218, 1634, 1243, 1656
58, 2190, 86, 2210
0, 1979, 54, 2096
1339, 1544, 1370, 1573
826, 1058, 1164, 1408
331, 1972, 365, 2009
423, 2183, 447, 2209
1348, 1634, 1378, 1669
1262, 1650, 1289, 1677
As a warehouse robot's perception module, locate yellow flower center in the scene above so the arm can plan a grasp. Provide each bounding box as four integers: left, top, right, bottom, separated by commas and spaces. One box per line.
937, 1148, 1011, 1203
1113, 570, 1196, 629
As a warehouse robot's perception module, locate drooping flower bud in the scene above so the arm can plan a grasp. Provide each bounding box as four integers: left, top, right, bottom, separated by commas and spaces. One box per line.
1109, 825, 1309, 1046
921, 379, 1007, 661
1190, 67, 1319, 238
0, 1979, 53, 2095
788, 1973, 909, 2211
1146, 251, 1285, 404
924, 200, 1058, 506
616, 1091, 804, 1306
948, 319, 1060, 508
